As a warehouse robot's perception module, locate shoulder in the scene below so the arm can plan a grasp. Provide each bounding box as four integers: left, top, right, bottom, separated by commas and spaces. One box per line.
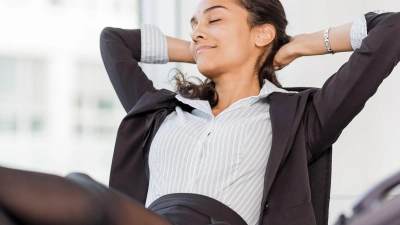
126, 89, 177, 114
269, 88, 319, 101
268, 88, 319, 118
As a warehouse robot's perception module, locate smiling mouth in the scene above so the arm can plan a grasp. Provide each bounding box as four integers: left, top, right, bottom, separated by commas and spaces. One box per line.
196, 46, 216, 54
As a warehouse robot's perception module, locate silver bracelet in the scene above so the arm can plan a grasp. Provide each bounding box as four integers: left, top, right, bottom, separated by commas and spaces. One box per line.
324, 28, 334, 55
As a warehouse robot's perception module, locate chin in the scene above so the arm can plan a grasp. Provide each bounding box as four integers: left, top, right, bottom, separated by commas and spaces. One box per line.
196, 59, 222, 78
197, 65, 218, 79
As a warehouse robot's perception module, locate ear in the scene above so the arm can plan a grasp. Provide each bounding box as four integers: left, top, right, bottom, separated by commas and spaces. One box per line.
253, 24, 276, 47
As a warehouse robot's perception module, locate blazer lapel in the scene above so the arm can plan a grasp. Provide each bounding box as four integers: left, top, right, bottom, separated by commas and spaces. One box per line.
110, 89, 179, 203
124, 88, 195, 176
260, 91, 313, 210
261, 93, 300, 207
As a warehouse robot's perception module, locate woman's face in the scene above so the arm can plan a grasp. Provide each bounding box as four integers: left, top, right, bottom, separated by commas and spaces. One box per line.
190, 0, 260, 78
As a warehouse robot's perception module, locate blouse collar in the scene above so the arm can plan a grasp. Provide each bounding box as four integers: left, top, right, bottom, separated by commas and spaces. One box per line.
175, 79, 293, 115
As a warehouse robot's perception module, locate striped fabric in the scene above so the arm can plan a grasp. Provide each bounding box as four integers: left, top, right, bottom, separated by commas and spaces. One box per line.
145, 80, 294, 225
350, 9, 390, 50
140, 24, 169, 64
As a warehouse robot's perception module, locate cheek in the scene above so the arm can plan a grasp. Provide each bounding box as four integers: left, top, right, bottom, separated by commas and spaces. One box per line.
218, 29, 253, 59
216, 43, 252, 69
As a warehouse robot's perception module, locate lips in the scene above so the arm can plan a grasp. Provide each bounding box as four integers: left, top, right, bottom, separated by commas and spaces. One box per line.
196, 45, 216, 54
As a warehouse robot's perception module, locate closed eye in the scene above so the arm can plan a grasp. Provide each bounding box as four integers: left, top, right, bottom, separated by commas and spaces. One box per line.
191, 19, 221, 30
210, 19, 221, 23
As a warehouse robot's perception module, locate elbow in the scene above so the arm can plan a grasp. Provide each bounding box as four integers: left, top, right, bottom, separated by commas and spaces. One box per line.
370, 13, 400, 44
100, 27, 115, 37
383, 13, 400, 57
100, 27, 117, 47
365, 13, 400, 60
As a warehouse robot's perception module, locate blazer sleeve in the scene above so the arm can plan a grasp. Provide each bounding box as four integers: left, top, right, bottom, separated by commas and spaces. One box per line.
305, 12, 400, 161
100, 27, 156, 113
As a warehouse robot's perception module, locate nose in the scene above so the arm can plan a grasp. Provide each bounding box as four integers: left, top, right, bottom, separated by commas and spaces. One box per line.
190, 24, 207, 42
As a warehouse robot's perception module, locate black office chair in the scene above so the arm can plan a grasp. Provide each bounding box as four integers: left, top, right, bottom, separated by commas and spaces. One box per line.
309, 148, 332, 225
285, 87, 332, 225
334, 170, 400, 225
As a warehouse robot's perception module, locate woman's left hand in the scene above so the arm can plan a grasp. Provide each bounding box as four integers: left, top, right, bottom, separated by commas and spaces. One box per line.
273, 35, 302, 71
274, 24, 355, 71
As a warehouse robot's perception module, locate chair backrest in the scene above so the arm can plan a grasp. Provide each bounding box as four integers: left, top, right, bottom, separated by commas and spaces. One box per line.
309, 148, 332, 225
284, 87, 332, 225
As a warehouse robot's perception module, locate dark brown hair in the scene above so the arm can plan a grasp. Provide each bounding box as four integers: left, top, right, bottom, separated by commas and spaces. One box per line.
174, 0, 291, 108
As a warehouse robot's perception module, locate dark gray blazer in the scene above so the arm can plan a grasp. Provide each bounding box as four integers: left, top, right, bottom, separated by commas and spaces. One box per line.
100, 12, 400, 225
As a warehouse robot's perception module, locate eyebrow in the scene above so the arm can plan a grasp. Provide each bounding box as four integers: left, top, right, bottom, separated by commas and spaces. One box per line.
190, 5, 228, 24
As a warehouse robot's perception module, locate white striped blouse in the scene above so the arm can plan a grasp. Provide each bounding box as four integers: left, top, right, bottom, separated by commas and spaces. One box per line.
139, 12, 376, 224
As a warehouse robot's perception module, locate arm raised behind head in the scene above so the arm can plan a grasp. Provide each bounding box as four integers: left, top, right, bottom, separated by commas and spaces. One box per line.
100, 27, 156, 113
304, 12, 400, 161
273, 20, 354, 70
100, 25, 195, 113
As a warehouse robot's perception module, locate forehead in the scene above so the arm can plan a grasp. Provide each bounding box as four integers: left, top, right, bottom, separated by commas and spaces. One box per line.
191, 0, 243, 21
192, 0, 237, 16
195, 0, 235, 7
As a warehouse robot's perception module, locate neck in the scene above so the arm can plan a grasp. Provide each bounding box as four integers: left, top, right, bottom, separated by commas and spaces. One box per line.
212, 73, 260, 116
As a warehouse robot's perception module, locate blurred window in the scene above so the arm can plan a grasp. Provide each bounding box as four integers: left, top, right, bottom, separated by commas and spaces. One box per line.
50, 0, 63, 6
115, 0, 137, 14
0, 56, 47, 135
74, 61, 121, 138
0, 57, 17, 101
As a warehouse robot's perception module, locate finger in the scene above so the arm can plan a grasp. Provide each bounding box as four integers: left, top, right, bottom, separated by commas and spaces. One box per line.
276, 65, 286, 71
272, 61, 277, 68
273, 61, 280, 71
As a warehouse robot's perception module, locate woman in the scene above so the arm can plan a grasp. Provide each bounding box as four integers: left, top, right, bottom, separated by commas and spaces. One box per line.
0, 0, 399, 224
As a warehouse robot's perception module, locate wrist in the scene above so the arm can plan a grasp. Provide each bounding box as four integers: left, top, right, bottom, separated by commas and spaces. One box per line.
290, 34, 314, 57
287, 22, 354, 59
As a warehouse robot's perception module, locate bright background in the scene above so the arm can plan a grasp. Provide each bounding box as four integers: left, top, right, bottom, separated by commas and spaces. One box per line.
0, 0, 399, 224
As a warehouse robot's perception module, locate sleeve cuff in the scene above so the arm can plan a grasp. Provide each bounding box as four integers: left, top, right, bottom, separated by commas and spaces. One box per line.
140, 24, 169, 64
350, 14, 368, 50
350, 9, 391, 50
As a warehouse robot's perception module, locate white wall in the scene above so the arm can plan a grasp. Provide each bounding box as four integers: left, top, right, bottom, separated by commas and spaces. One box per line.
140, 0, 400, 224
